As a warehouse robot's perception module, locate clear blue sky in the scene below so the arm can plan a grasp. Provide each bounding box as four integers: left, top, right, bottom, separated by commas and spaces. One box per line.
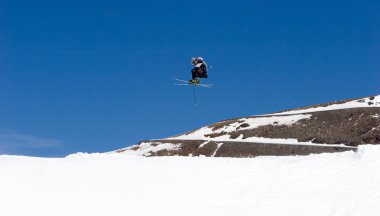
0, 0, 379, 156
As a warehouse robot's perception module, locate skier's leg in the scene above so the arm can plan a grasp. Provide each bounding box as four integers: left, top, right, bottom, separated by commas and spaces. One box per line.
189, 68, 199, 83
191, 68, 198, 79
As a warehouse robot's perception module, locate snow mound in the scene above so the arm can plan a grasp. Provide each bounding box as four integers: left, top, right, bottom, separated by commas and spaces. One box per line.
0, 145, 379, 216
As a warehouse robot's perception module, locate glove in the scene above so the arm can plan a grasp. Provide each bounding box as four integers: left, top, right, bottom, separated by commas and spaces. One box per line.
191, 57, 196, 65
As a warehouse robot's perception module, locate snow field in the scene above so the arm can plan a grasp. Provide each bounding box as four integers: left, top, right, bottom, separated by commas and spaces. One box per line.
0, 145, 380, 216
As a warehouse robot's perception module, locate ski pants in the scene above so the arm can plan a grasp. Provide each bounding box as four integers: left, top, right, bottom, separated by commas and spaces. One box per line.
192, 68, 208, 79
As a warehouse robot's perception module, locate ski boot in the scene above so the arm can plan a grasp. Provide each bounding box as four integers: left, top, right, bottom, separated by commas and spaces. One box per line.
188, 78, 200, 85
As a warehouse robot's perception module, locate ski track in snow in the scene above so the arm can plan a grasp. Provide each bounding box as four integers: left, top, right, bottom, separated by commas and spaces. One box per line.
1, 145, 380, 216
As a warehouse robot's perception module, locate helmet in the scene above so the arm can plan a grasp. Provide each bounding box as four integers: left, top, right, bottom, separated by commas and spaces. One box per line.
191, 57, 204, 65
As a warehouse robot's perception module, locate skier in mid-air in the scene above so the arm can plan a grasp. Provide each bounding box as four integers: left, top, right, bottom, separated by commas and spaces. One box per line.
189, 57, 208, 84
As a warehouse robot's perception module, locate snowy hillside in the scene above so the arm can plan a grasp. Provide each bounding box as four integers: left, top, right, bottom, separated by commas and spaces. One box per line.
1, 145, 380, 216
118, 95, 380, 157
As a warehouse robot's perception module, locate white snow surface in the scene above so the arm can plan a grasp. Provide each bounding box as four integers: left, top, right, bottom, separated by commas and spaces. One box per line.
1, 145, 380, 216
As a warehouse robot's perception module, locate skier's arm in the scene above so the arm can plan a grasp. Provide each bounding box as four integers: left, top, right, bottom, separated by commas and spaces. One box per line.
195, 62, 203, 68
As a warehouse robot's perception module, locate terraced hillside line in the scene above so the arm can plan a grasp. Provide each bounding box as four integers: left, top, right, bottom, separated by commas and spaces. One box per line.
131, 139, 357, 157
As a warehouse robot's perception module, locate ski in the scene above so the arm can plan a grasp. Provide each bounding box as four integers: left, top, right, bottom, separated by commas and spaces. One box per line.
172, 78, 189, 83
193, 83, 213, 88
174, 83, 189, 85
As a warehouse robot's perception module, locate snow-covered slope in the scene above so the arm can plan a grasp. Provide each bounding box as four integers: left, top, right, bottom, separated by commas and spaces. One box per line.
271, 95, 380, 115
1, 145, 380, 216
119, 95, 380, 157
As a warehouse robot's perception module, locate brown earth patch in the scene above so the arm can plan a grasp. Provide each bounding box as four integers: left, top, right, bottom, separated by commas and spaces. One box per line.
227, 107, 380, 146
208, 119, 244, 131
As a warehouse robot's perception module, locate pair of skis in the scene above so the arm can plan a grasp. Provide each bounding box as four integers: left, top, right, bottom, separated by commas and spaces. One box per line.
173, 78, 213, 106
173, 78, 213, 88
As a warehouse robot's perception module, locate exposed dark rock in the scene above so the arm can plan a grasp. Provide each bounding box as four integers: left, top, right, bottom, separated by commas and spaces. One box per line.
236, 123, 250, 130
205, 131, 227, 138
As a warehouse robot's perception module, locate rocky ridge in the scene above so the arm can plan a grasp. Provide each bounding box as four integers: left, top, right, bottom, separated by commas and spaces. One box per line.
116, 95, 380, 157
